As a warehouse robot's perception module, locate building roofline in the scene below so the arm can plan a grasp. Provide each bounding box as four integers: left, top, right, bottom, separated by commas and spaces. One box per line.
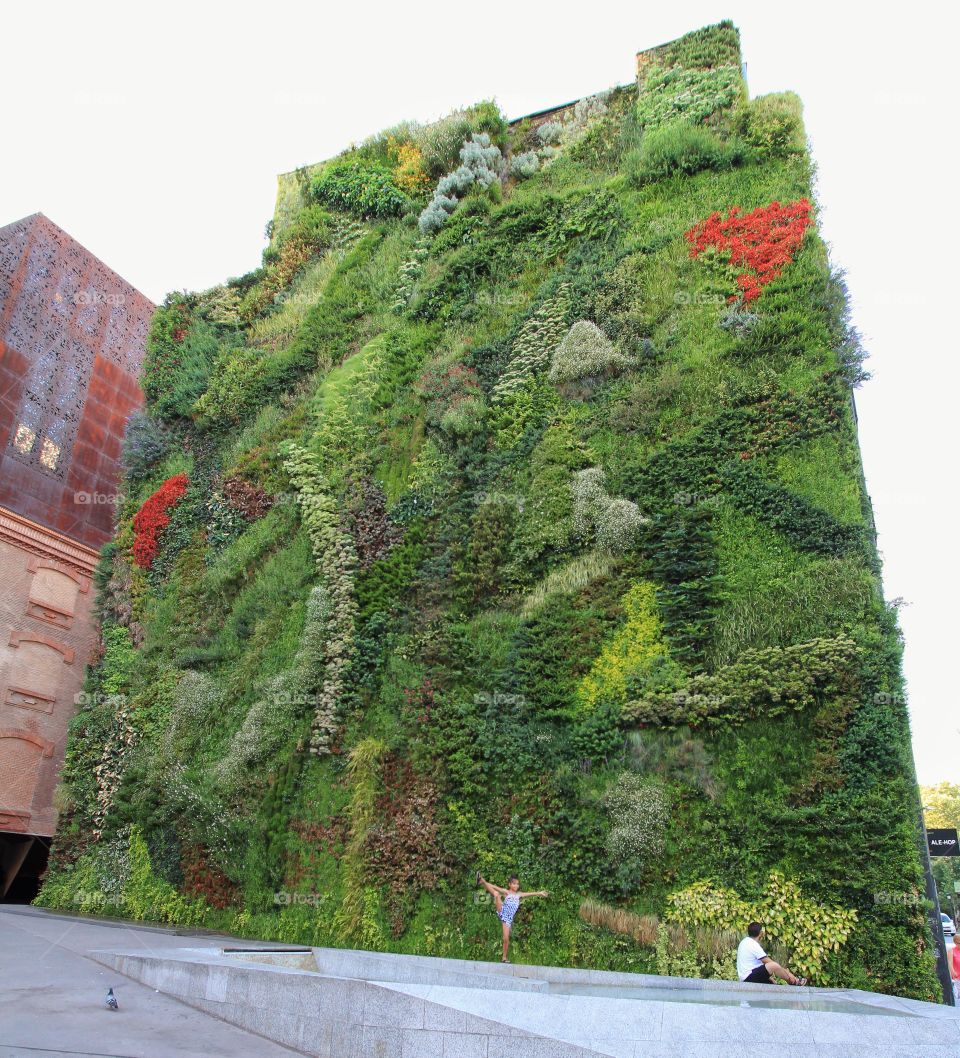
275, 80, 637, 180
0, 212, 156, 310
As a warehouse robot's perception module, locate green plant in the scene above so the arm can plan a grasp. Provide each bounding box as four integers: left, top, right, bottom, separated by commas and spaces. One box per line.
239, 205, 336, 321
636, 65, 744, 130
654, 922, 701, 977
624, 633, 861, 727
413, 101, 507, 178
493, 284, 572, 401
121, 411, 170, 479
654, 21, 741, 70
510, 151, 540, 179
364, 757, 452, 935
550, 91, 614, 156
626, 728, 719, 799
281, 443, 358, 753
625, 122, 741, 185
603, 772, 670, 868
571, 468, 645, 556
143, 309, 222, 421
36, 21, 935, 999
312, 159, 408, 219
336, 738, 386, 941
419, 134, 503, 234
734, 93, 805, 159
193, 347, 269, 427
576, 581, 672, 712
666, 872, 858, 984
521, 551, 615, 616
549, 320, 633, 384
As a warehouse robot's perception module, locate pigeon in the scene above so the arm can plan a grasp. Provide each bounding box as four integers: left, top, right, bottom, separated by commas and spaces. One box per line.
105, 987, 119, 1010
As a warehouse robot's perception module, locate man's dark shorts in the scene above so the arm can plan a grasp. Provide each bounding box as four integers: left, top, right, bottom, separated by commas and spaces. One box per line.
743, 965, 772, 984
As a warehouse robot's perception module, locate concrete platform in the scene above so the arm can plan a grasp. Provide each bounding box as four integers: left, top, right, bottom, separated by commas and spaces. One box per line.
0, 905, 300, 1057
87, 929, 960, 1057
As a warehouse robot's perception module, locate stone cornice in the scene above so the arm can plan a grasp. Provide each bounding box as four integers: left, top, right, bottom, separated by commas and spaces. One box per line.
0, 506, 100, 577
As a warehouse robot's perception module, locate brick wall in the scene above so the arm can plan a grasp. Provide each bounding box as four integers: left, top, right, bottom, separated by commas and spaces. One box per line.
0, 518, 98, 837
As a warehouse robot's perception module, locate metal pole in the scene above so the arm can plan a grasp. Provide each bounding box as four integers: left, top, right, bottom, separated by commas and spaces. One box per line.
919, 813, 955, 1005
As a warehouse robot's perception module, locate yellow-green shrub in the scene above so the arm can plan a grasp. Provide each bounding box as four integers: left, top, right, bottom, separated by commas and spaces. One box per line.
666, 871, 857, 982
578, 582, 669, 711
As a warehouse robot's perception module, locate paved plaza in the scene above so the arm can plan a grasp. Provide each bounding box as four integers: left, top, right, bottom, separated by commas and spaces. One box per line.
5, 906, 957, 1058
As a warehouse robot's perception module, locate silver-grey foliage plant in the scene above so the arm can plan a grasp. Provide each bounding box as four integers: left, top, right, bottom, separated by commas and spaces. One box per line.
419, 134, 503, 234
510, 151, 540, 178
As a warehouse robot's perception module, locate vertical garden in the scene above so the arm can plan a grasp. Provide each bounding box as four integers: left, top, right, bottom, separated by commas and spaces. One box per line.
37, 20, 941, 999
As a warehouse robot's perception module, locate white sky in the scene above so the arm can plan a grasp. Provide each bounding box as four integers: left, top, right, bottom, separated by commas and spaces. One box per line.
3, 1, 957, 784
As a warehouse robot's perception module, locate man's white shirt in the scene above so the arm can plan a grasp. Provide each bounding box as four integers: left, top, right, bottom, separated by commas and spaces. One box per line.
736, 936, 767, 980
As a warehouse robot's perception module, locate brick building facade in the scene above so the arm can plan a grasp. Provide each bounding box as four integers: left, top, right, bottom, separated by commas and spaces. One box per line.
0, 213, 153, 897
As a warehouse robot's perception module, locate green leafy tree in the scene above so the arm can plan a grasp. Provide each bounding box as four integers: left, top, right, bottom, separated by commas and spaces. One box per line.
922, 783, 960, 922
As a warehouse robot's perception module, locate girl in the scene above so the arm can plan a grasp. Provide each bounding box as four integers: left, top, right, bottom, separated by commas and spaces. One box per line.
476, 871, 549, 963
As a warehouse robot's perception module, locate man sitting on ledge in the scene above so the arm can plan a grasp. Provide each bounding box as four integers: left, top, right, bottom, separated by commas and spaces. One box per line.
737, 922, 808, 985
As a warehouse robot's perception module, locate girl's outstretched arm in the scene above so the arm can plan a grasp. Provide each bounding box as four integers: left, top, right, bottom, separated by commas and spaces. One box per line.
518, 889, 550, 898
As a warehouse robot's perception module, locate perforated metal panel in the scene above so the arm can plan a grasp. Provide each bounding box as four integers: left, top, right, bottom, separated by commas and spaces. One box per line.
0, 214, 154, 548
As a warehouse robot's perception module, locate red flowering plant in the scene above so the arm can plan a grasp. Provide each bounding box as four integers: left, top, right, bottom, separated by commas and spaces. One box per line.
685, 198, 813, 303
132, 473, 189, 568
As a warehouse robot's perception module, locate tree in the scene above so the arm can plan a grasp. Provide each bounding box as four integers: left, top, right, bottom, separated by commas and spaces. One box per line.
921, 783, 960, 923
921, 783, 960, 828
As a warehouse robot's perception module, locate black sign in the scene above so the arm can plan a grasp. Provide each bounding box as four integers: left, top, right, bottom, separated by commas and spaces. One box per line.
927, 828, 959, 857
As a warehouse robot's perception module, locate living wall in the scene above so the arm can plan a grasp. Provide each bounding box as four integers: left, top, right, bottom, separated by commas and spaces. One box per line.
37, 20, 940, 1000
